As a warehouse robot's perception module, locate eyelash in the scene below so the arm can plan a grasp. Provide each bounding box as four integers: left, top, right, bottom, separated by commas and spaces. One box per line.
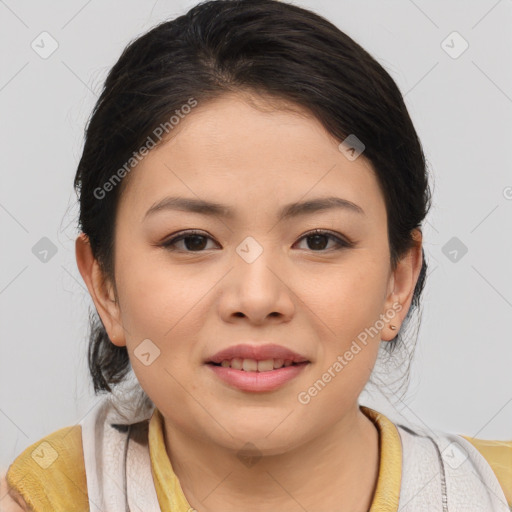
159, 229, 353, 253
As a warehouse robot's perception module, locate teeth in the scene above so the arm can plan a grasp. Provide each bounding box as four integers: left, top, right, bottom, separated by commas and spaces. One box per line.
257, 359, 274, 372
217, 358, 298, 371
231, 358, 243, 370
242, 359, 258, 372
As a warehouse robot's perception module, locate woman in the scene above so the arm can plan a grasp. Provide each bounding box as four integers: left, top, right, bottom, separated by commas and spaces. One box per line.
2, 0, 511, 510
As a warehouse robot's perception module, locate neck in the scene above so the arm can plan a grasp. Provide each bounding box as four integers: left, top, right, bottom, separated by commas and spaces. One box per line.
161, 404, 380, 512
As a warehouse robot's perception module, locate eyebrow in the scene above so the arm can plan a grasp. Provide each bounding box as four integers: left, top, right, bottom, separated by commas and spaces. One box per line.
143, 195, 365, 222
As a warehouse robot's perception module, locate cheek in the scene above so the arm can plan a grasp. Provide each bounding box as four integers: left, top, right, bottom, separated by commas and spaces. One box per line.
113, 244, 218, 389
113, 250, 207, 415
297, 262, 386, 414
303, 254, 389, 342
114, 240, 201, 337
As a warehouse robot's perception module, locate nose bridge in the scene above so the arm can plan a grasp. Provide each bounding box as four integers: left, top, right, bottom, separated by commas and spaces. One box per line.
220, 234, 295, 322
234, 234, 281, 294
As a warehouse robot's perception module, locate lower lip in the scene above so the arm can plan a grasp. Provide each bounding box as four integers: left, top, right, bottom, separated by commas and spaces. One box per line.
207, 363, 309, 392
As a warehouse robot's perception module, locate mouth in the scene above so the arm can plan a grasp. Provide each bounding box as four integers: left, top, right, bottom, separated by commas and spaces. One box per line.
207, 358, 308, 372
206, 360, 310, 392
205, 343, 310, 392
206, 343, 309, 366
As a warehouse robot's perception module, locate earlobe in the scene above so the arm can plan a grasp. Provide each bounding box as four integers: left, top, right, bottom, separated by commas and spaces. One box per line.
75, 233, 126, 347
381, 229, 424, 341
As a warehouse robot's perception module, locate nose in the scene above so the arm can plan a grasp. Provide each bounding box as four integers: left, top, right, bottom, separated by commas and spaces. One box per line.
218, 248, 296, 325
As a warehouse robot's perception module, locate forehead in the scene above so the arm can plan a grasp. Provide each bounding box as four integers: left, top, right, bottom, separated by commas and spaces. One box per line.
117, 93, 384, 222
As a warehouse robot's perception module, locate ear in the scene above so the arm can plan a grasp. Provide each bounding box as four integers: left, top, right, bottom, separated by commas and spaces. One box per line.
75, 233, 126, 347
381, 228, 424, 341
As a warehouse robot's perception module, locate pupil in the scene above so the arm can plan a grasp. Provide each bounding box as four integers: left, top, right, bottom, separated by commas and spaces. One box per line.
308, 234, 327, 250
185, 235, 207, 251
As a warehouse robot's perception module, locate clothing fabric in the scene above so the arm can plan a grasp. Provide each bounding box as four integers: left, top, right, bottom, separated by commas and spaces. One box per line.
5, 396, 512, 511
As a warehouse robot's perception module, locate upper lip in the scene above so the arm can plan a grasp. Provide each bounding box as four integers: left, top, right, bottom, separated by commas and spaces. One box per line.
206, 343, 309, 364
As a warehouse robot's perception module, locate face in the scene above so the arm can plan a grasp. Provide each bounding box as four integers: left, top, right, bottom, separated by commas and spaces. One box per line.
78, 92, 421, 455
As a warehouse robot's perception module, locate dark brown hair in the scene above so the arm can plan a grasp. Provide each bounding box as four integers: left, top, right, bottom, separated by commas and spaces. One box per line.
74, 0, 432, 401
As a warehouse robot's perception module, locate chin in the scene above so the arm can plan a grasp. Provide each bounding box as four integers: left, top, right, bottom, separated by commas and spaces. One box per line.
218, 416, 305, 451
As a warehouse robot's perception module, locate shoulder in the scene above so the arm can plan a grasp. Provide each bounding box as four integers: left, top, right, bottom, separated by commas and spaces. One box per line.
3, 425, 89, 511
0, 469, 27, 511
393, 420, 511, 510
459, 434, 512, 508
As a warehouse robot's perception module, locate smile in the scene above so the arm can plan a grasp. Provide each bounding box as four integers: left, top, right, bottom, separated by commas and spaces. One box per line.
206, 360, 309, 392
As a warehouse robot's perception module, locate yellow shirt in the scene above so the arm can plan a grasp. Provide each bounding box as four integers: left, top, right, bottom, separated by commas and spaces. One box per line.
6, 405, 512, 511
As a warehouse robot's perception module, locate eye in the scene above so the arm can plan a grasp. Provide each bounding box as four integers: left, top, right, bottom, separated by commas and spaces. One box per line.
160, 230, 219, 252
294, 229, 352, 252
160, 228, 353, 253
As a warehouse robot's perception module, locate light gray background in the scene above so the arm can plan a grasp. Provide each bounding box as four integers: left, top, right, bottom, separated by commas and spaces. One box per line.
1, 0, 511, 468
